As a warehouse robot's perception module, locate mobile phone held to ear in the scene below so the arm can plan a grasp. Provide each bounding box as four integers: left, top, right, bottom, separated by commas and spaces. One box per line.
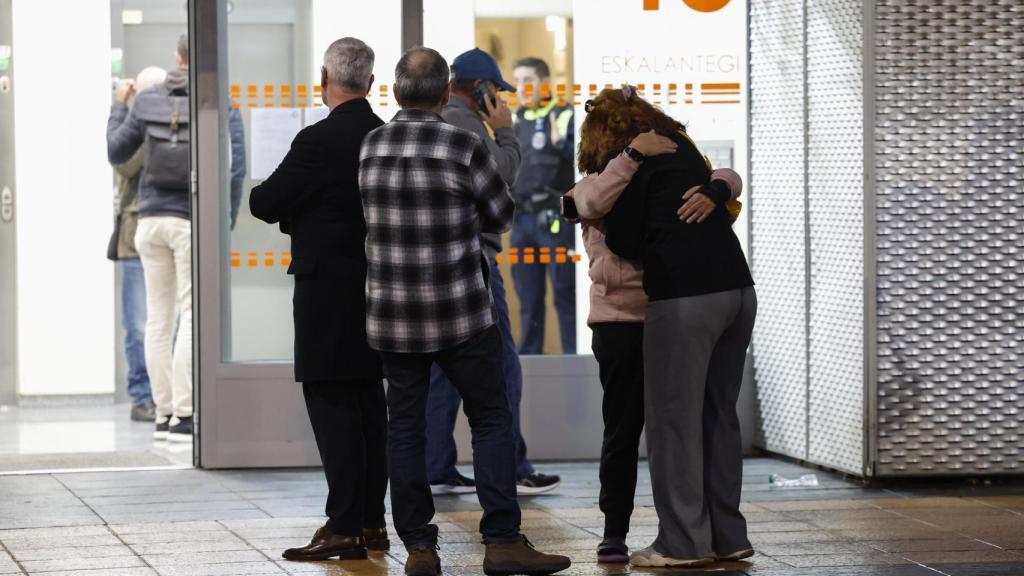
560, 195, 579, 220
473, 83, 497, 111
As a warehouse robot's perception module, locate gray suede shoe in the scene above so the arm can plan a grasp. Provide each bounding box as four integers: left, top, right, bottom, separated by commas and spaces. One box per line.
483, 536, 571, 575
404, 544, 441, 576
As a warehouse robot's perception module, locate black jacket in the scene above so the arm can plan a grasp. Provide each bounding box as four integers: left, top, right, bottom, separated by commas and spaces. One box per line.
513, 101, 575, 213
249, 98, 384, 383
604, 130, 753, 301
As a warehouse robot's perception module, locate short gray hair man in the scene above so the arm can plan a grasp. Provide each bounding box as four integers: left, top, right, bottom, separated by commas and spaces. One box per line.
322, 37, 375, 93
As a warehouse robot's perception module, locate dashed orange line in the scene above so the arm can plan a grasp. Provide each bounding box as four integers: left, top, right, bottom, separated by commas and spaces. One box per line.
228, 81, 743, 110
231, 248, 580, 269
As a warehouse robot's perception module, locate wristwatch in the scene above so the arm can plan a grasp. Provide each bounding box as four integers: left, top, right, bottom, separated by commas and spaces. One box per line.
622, 146, 645, 164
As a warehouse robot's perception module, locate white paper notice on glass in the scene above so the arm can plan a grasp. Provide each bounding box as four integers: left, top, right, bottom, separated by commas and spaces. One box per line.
250, 108, 302, 180
304, 106, 330, 127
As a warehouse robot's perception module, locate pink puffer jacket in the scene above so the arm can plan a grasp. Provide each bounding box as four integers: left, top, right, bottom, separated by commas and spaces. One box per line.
571, 155, 741, 325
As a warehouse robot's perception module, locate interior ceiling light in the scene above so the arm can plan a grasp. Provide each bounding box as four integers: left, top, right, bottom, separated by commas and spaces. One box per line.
546, 16, 567, 51
122, 9, 143, 25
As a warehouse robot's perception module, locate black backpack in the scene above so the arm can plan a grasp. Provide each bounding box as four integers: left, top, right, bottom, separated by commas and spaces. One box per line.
136, 82, 190, 192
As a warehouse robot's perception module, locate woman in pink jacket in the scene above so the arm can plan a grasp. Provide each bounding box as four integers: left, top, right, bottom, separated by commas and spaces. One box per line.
571, 119, 742, 565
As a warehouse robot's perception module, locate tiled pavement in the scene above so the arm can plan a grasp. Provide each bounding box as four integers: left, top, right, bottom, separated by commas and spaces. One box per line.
1, 458, 1023, 575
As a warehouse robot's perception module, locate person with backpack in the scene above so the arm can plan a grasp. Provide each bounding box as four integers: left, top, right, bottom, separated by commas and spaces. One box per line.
107, 35, 194, 443
107, 65, 167, 424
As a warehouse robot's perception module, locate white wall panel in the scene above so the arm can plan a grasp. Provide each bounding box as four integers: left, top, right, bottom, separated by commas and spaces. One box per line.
13, 0, 114, 395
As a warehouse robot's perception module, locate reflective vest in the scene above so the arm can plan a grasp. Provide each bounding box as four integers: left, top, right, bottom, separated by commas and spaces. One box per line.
513, 99, 575, 213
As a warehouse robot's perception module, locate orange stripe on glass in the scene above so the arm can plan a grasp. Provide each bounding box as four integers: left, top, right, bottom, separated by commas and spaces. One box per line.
228, 82, 739, 107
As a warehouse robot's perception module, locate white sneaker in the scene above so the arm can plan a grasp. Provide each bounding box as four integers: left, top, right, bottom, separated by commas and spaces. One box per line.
718, 547, 755, 561
629, 546, 713, 568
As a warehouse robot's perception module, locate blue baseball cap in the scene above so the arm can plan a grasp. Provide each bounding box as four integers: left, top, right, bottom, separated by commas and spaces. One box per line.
451, 48, 515, 92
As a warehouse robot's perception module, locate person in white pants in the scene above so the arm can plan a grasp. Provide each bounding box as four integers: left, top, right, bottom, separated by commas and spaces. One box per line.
134, 217, 192, 441
107, 35, 194, 442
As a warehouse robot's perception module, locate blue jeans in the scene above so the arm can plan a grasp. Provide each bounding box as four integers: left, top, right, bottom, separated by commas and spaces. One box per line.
382, 326, 521, 548
510, 211, 577, 354
122, 258, 152, 405
426, 258, 535, 482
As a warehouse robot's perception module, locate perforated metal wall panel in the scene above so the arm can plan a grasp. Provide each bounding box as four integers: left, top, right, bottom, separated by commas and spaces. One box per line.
872, 0, 1024, 475
806, 0, 866, 476
749, 0, 808, 460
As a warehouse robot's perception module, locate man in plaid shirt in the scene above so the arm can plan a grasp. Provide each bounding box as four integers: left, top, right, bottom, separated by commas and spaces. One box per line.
358, 47, 571, 576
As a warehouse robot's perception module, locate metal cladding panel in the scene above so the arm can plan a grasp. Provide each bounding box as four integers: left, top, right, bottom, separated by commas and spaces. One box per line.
806, 0, 866, 475
873, 0, 1024, 475
749, 0, 808, 460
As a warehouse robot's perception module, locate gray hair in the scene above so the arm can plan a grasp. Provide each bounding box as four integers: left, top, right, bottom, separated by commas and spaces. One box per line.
323, 37, 375, 93
394, 47, 449, 108
176, 34, 188, 61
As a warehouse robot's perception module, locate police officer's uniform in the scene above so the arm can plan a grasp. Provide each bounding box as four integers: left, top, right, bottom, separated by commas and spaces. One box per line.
511, 99, 576, 354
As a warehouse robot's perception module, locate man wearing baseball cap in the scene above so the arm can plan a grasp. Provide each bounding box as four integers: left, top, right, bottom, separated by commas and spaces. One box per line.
424, 48, 563, 498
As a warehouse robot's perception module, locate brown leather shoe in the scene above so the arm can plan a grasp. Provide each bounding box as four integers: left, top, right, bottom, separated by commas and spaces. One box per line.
404, 544, 441, 576
484, 535, 571, 575
281, 526, 367, 561
363, 527, 390, 551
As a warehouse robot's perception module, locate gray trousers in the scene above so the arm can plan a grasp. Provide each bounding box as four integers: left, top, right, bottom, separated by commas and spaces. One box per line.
643, 286, 756, 559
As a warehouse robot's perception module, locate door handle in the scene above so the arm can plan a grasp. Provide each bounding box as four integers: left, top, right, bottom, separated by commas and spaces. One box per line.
1, 186, 12, 223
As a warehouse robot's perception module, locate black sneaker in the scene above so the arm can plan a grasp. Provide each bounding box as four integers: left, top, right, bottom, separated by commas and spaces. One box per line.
517, 472, 560, 495
131, 400, 156, 422
430, 472, 476, 495
154, 416, 171, 440
168, 416, 193, 443
597, 536, 629, 563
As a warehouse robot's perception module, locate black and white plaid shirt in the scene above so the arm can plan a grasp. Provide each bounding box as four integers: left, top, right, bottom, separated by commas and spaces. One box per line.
359, 109, 515, 353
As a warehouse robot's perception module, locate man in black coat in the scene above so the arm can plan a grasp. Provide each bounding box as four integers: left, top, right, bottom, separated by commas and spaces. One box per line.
249, 37, 387, 562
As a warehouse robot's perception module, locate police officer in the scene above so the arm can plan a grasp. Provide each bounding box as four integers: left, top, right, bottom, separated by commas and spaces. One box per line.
510, 57, 576, 355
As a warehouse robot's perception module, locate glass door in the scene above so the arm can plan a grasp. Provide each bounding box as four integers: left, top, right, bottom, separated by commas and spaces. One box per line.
193, 0, 404, 468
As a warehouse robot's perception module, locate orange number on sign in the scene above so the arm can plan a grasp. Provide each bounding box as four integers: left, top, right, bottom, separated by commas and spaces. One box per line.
644, 0, 732, 11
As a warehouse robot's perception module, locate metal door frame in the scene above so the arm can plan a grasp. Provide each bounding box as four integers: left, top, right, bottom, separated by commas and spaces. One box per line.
191, 0, 304, 468
0, 0, 17, 407
190, 0, 418, 469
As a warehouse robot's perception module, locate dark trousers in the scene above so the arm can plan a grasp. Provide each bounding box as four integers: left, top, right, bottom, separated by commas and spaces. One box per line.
302, 379, 388, 537
426, 258, 534, 483
592, 322, 646, 538
382, 326, 521, 550
510, 211, 577, 354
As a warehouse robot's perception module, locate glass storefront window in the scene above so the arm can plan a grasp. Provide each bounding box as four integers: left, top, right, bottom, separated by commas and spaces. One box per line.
221, 0, 402, 363
217, 0, 748, 363
427, 0, 748, 356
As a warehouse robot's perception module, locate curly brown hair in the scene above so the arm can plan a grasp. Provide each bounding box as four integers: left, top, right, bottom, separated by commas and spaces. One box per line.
577, 87, 683, 175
